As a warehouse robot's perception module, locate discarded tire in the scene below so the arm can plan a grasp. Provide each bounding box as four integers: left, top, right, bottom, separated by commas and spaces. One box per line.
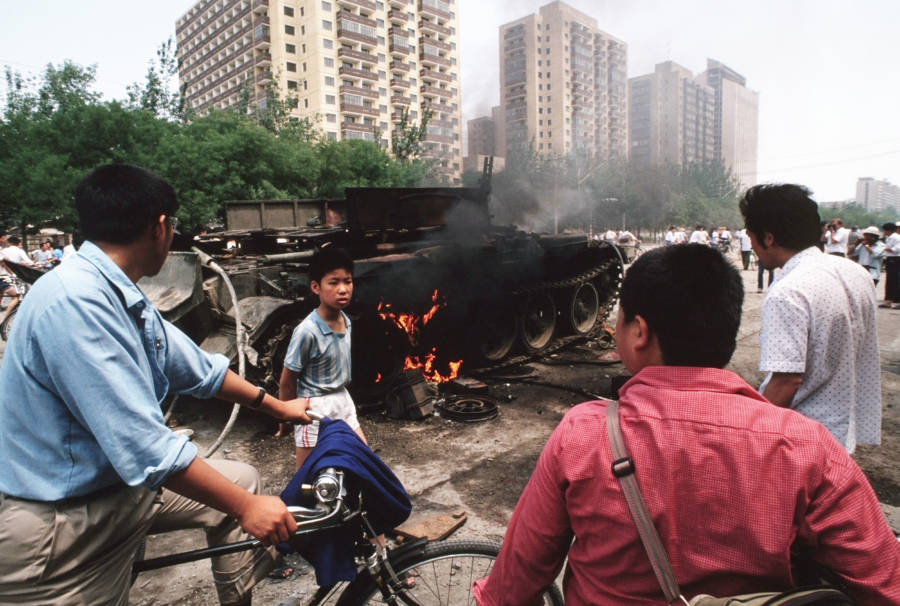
436, 396, 499, 423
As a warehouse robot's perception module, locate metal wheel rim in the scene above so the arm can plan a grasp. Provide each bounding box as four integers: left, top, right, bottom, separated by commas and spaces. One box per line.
437, 397, 499, 422
520, 292, 556, 352
569, 281, 600, 335
475, 304, 517, 362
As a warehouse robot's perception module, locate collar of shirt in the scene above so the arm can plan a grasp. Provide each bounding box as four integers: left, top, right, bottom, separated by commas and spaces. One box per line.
78, 241, 150, 313
779, 246, 823, 279
310, 309, 351, 336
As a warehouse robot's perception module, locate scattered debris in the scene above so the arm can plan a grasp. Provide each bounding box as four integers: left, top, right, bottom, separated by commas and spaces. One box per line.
436, 396, 499, 423
394, 511, 467, 541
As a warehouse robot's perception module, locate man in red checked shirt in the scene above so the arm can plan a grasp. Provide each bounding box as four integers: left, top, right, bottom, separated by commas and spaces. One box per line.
473, 244, 899, 605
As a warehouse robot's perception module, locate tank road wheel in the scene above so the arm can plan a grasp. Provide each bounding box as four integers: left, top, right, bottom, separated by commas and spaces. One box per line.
467, 301, 518, 365
564, 281, 601, 336
519, 291, 557, 354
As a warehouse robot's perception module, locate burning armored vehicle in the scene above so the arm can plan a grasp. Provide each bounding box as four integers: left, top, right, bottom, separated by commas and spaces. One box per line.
140, 167, 623, 412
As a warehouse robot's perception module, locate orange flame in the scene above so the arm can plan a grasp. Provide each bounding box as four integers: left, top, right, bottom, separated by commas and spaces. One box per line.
378, 291, 462, 383
375, 372, 382, 384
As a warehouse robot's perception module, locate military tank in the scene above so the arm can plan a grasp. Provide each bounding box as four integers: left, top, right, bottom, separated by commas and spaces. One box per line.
141, 163, 623, 408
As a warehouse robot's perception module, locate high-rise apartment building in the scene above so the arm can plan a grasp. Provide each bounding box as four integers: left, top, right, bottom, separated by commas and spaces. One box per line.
697, 59, 759, 186
175, 0, 463, 183
629, 59, 758, 187
628, 61, 716, 167
497, 1, 627, 162
464, 106, 505, 173
856, 177, 900, 212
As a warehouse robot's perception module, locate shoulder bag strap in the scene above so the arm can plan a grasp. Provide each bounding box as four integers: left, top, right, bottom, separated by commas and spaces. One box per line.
606, 400, 689, 605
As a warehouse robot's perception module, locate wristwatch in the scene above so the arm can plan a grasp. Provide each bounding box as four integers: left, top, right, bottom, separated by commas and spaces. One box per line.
247, 386, 266, 409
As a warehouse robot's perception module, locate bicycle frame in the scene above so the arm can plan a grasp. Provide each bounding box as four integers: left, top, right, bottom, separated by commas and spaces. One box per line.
133, 468, 351, 573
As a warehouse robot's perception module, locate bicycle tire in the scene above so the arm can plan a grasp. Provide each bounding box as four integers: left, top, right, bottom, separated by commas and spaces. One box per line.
0, 305, 17, 341
337, 538, 564, 606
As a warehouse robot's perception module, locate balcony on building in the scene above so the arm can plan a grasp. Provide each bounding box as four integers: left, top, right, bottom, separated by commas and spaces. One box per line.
389, 0, 406, 8
420, 84, 451, 99
251, 0, 268, 15
256, 67, 273, 85
419, 36, 451, 52
255, 49, 272, 66
337, 0, 377, 12
390, 77, 411, 89
419, 51, 451, 68
423, 132, 454, 144
425, 100, 454, 114
389, 34, 411, 56
338, 46, 378, 66
337, 14, 378, 47
388, 9, 408, 23
340, 102, 380, 117
339, 65, 379, 82
419, 0, 452, 22
342, 121, 377, 135
419, 19, 451, 36
340, 84, 379, 99
390, 59, 410, 72
253, 24, 270, 47
391, 94, 411, 106
420, 67, 451, 83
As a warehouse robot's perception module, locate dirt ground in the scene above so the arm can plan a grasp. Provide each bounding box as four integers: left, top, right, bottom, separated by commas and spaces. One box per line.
119, 258, 900, 605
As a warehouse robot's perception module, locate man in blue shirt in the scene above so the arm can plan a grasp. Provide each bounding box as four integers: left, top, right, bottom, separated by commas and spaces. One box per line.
0, 164, 312, 605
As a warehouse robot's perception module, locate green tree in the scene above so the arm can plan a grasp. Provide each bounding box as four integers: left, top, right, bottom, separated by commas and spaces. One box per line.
126, 38, 186, 121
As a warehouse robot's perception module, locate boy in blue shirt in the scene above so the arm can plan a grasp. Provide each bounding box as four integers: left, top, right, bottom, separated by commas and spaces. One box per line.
279, 247, 368, 469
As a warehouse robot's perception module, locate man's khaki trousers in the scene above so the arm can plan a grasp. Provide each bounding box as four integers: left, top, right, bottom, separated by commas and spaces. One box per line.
0, 459, 277, 605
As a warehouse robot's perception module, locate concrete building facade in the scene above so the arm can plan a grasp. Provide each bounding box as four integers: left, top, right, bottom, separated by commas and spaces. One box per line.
629, 59, 758, 187
698, 59, 759, 186
497, 1, 627, 163
628, 61, 716, 167
856, 177, 900, 212
176, 0, 463, 183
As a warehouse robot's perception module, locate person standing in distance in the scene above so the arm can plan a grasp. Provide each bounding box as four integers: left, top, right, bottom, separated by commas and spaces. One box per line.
0, 164, 312, 605
739, 184, 881, 453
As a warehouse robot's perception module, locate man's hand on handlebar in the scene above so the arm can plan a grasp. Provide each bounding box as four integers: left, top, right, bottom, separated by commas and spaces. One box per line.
280, 397, 312, 425
236, 494, 298, 545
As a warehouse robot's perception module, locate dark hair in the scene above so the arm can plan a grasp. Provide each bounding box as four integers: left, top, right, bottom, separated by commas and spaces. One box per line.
739, 184, 821, 251
74, 164, 178, 244
883, 222, 897, 232
620, 244, 743, 368
7, 236, 20, 245
309, 247, 353, 283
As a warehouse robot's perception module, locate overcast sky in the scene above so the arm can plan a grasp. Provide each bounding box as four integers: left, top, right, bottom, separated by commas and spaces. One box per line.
2, 0, 898, 203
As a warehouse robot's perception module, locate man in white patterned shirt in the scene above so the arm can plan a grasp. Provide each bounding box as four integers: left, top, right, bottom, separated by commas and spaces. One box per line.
739, 184, 881, 453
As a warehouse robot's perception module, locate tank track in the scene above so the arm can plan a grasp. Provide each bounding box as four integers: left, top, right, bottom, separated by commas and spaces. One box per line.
476, 257, 622, 375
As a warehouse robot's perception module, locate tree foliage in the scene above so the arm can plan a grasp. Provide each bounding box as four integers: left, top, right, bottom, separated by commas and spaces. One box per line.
0, 58, 437, 232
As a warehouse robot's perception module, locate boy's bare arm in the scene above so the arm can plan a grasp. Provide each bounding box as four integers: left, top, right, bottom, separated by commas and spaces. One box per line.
276, 367, 300, 438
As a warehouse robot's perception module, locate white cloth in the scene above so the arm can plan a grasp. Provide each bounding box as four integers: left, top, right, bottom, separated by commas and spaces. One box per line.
758, 247, 881, 453
851, 240, 886, 281
61, 244, 76, 261
884, 232, 900, 257
293, 387, 359, 447
664, 230, 675, 245
738, 229, 753, 252
673, 229, 687, 244
689, 230, 704, 244
824, 226, 849, 254
2, 246, 32, 266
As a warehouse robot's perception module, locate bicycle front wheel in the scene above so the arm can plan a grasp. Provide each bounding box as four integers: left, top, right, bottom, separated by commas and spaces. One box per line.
339, 539, 564, 606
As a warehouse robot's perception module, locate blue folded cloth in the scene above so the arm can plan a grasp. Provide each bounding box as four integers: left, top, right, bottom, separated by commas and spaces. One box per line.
279, 417, 412, 586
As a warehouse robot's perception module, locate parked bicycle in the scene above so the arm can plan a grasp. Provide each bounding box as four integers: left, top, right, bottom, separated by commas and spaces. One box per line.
133, 414, 565, 605
0, 261, 44, 341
